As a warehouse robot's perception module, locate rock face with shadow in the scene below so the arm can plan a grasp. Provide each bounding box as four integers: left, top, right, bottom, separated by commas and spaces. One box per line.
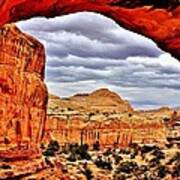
0, 24, 48, 148
0, 0, 179, 59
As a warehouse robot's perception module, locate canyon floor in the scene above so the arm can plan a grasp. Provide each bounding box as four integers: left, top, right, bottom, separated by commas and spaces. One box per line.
0, 143, 179, 179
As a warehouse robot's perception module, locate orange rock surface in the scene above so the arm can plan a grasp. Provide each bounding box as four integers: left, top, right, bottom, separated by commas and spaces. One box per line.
47, 90, 169, 148
48, 88, 133, 114
46, 116, 166, 148
0, 24, 48, 149
0, 0, 179, 59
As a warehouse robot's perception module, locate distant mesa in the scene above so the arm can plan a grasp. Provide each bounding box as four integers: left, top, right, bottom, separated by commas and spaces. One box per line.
48, 94, 61, 100
156, 106, 172, 112
90, 88, 123, 100
48, 88, 133, 114
139, 106, 173, 114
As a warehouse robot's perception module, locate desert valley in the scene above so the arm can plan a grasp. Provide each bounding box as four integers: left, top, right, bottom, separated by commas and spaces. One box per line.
47, 88, 169, 147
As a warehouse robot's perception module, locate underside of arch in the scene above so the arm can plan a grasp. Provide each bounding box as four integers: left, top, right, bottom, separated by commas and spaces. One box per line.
0, 0, 180, 60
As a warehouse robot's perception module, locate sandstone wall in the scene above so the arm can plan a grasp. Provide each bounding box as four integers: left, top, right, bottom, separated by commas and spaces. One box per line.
46, 116, 167, 148
0, 24, 48, 149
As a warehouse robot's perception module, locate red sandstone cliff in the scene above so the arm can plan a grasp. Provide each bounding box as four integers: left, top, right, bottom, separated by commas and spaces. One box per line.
0, 24, 48, 147
0, 1, 179, 59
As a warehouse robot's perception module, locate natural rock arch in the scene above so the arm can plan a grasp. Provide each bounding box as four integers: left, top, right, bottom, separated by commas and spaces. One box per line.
0, 0, 180, 60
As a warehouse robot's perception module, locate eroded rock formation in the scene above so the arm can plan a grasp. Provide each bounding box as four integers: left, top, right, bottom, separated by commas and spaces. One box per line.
48, 89, 133, 114
0, 24, 48, 149
47, 90, 169, 148
0, 0, 179, 59
46, 116, 166, 148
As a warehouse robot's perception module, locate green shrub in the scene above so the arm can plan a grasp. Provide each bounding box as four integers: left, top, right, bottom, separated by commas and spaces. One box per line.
43, 140, 60, 157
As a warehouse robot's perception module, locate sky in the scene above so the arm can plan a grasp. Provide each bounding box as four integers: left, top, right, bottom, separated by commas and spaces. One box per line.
17, 12, 180, 110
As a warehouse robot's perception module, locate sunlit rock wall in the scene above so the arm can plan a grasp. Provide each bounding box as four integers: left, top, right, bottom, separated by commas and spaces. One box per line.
0, 24, 48, 148
46, 117, 167, 148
